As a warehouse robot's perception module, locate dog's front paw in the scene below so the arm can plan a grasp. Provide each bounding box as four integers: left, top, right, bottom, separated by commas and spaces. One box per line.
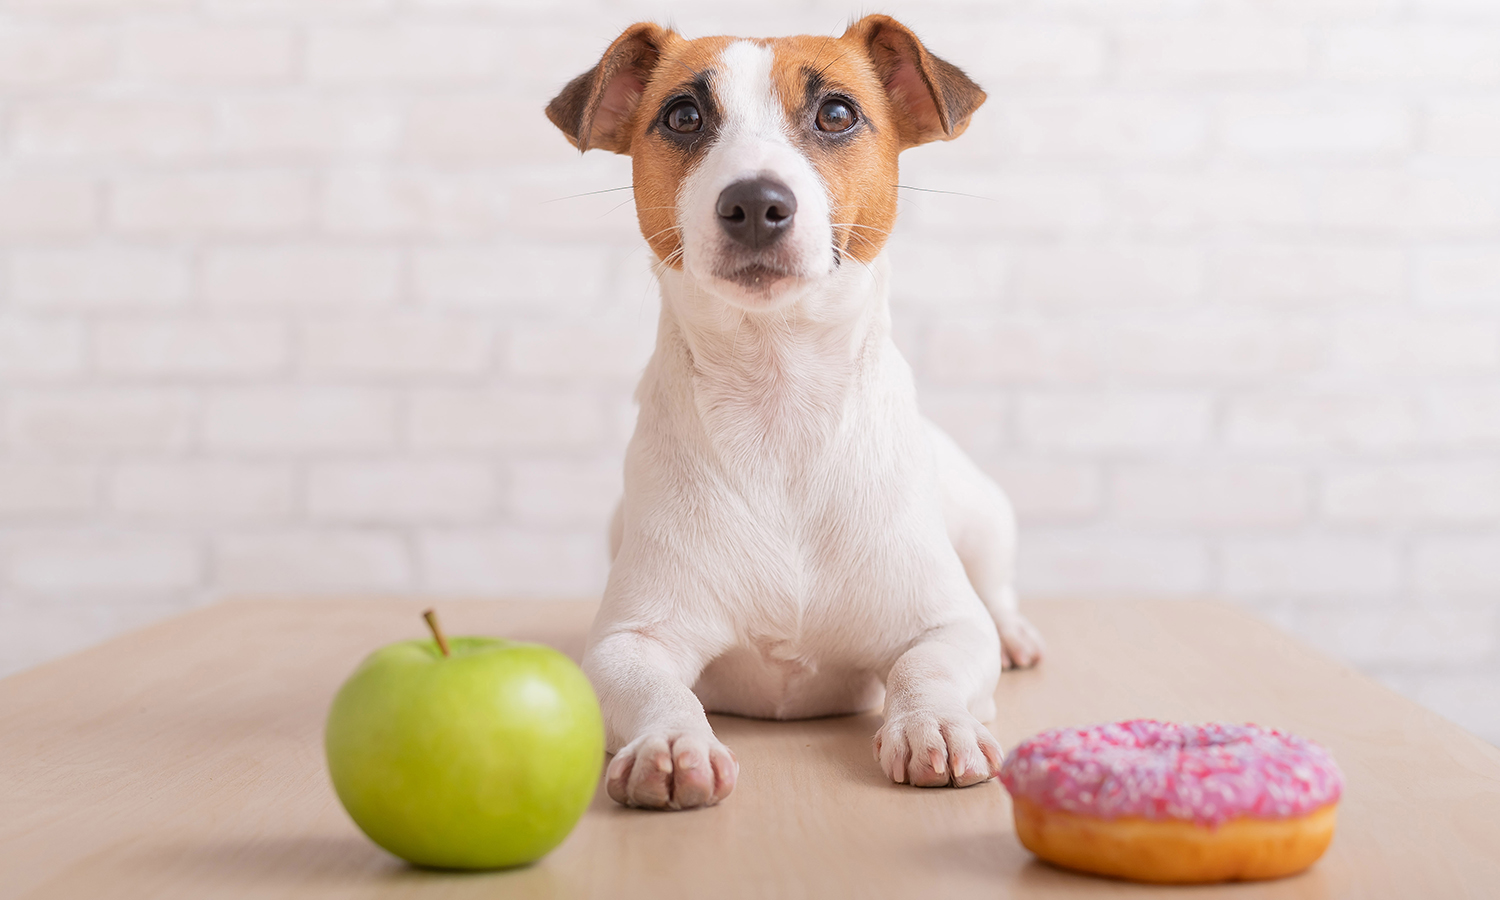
873, 711, 1003, 788
605, 732, 738, 810
998, 612, 1045, 670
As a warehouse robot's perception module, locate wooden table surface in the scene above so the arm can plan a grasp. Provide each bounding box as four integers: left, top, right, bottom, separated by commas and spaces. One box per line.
3, 598, 1499, 899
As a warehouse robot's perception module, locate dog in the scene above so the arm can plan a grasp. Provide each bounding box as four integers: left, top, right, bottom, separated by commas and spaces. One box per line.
546, 14, 1043, 811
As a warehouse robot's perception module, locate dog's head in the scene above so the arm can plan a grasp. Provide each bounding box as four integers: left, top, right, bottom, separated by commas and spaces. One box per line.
546, 16, 985, 311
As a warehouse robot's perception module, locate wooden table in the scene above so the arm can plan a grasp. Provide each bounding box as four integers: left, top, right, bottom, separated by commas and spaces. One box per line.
3, 598, 1499, 899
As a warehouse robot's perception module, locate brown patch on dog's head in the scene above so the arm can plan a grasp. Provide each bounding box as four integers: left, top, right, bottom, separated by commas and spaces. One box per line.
547, 17, 985, 270
845, 15, 987, 148
764, 17, 985, 263
545, 23, 676, 154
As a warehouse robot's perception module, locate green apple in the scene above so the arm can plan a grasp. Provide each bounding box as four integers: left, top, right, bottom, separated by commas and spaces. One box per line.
325, 611, 604, 870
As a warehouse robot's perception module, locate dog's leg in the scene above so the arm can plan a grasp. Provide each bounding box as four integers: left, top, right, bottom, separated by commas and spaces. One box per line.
585, 630, 738, 810
927, 420, 1044, 669
874, 618, 1004, 788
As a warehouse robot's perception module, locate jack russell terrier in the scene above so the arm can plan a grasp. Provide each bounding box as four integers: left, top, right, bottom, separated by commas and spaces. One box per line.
546, 14, 1043, 810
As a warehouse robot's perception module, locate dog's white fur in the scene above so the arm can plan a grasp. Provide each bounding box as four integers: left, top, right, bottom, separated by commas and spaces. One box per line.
584, 40, 1043, 810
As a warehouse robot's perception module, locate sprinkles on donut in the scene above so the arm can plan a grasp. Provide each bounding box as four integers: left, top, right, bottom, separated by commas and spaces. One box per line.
1000, 720, 1343, 884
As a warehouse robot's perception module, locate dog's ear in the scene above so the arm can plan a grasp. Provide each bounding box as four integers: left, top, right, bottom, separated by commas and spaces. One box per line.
546, 23, 673, 154
845, 14, 986, 148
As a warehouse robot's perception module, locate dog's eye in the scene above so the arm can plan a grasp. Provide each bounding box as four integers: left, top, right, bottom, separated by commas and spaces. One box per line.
665, 100, 701, 134
816, 99, 856, 133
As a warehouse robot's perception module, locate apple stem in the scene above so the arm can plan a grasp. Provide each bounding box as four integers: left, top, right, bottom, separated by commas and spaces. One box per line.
422, 608, 451, 658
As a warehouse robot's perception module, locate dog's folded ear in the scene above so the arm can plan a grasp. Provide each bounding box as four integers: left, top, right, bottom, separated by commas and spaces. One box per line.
845, 15, 986, 148
546, 23, 673, 154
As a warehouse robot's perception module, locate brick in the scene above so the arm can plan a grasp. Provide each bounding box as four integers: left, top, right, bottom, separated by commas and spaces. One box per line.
1314, 171, 1500, 234
1427, 99, 1500, 158
1415, 536, 1500, 595
1223, 535, 1403, 599
1017, 392, 1213, 451
603, 389, 641, 449
301, 315, 493, 376
202, 388, 396, 451
7, 390, 195, 453
1324, 26, 1500, 84
1016, 531, 1210, 596
1426, 387, 1500, 446
405, 95, 587, 163
984, 460, 1101, 521
14, 100, 212, 159
0, 175, 97, 238
110, 463, 294, 521
507, 323, 653, 378
10, 247, 190, 309
203, 246, 400, 308
308, 25, 501, 84
1417, 246, 1500, 307
307, 461, 498, 521
323, 168, 509, 237
494, 24, 624, 93
95, 319, 289, 377
896, 170, 1109, 237
509, 459, 620, 526
0, 463, 96, 517
4, 532, 200, 593
1117, 23, 1310, 82
0, 595, 194, 679
409, 388, 605, 450
1323, 463, 1500, 524
1208, 245, 1405, 307
0, 317, 85, 378
1331, 315, 1500, 375
2, 0, 190, 9
1266, 606, 1496, 668
920, 392, 1010, 454
1112, 171, 1313, 233
111, 172, 314, 235
413, 244, 610, 309
1108, 317, 1325, 380
935, 20, 1105, 83
600, 255, 667, 318
925, 318, 1102, 385
1403, 674, 1500, 747
1111, 463, 1308, 527
1000, 96, 1207, 160
417, 529, 608, 596
215, 531, 413, 594
1013, 244, 1202, 309
1406, 0, 1500, 13
0, 25, 112, 89
218, 97, 401, 157
122, 24, 294, 83
1225, 391, 1420, 453
205, 0, 387, 14
886, 240, 1007, 310
500, 160, 651, 243
1230, 0, 1401, 18
1220, 95, 1411, 158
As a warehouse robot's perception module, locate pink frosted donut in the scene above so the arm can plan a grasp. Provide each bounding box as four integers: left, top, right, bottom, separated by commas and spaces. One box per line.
1000, 720, 1343, 884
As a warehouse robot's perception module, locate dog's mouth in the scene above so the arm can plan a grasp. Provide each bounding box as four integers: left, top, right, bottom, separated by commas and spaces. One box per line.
718, 261, 796, 290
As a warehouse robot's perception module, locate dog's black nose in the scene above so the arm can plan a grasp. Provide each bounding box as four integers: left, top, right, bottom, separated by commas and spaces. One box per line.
716, 177, 797, 249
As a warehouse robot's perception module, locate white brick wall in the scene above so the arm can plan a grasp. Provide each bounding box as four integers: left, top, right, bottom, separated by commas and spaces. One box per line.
1, 1, 1498, 745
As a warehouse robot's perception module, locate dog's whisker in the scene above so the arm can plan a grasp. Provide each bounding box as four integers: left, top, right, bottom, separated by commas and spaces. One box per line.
541, 185, 634, 203
895, 184, 996, 202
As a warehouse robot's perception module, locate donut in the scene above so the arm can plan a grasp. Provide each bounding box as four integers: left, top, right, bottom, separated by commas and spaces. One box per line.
999, 720, 1342, 884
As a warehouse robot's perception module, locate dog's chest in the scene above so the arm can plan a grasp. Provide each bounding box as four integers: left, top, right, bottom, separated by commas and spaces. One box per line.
689, 338, 852, 469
